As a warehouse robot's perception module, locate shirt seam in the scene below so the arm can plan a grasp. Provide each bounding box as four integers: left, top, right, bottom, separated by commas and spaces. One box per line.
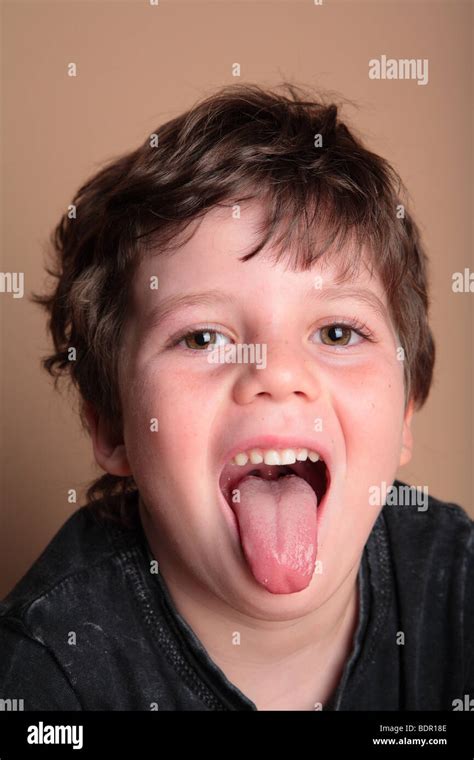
114, 542, 229, 711
0, 617, 85, 710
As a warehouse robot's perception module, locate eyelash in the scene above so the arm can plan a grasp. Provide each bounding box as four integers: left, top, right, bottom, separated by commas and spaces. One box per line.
167, 318, 376, 351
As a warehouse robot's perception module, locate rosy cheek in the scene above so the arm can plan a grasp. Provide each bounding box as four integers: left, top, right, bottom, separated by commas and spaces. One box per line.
329, 357, 403, 442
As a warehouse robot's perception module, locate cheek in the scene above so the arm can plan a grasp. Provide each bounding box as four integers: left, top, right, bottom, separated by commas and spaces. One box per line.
123, 362, 218, 471
331, 353, 405, 468
319, 358, 405, 570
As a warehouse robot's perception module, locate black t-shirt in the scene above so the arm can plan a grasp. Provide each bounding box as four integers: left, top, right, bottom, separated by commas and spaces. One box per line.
1, 481, 473, 711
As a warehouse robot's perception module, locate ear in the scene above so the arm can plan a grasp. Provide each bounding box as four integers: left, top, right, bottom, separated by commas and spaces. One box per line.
83, 402, 132, 477
399, 398, 415, 467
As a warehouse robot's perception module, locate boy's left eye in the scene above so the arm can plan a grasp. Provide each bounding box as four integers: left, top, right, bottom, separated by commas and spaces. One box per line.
317, 324, 365, 347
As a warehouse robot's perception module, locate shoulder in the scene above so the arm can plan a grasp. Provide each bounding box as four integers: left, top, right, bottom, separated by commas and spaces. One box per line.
379, 480, 474, 693
0, 492, 143, 709
0, 497, 140, 680
381, 479, 474, 564
380, 479, 474, 633
1, 491, 141, 619
0, 619, 83, 710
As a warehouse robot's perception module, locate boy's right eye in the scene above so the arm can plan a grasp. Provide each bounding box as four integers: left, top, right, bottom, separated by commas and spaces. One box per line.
172, 328, 231, 351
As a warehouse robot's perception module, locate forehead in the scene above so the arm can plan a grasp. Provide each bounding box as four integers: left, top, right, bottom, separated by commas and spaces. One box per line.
130, 199, 389, 319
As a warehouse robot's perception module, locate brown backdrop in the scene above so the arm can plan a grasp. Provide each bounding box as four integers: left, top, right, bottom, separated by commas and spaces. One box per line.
1, 0, 472, 598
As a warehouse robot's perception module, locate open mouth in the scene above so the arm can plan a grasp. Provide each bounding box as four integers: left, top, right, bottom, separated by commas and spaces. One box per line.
218, 449, 331, 594
219, 457, 330, 510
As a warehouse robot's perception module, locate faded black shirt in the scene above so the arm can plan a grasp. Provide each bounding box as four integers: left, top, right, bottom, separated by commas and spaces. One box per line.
1, 480, 473, 711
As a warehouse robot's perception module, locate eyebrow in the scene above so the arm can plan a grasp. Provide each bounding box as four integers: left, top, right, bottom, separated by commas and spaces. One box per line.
144, 283, 388, 332
145, 290, 237, 332
310, 285, 389, 320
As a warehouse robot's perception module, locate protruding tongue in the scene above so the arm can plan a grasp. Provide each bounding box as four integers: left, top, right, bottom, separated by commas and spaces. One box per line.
232, 474, 318, 594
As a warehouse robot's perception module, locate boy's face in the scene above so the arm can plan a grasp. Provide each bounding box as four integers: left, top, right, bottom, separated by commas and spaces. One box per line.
102, 201, 413, 617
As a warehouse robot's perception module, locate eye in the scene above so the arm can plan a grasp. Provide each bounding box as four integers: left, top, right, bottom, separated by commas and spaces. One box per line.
315, 322, 373, 347
174, 328, 231, 351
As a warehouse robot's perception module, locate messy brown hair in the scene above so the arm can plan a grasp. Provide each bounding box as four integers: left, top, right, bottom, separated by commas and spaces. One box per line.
32, 82, 435, 524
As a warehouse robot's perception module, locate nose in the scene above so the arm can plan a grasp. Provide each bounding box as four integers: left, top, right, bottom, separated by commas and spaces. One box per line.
232, 340, 321, 405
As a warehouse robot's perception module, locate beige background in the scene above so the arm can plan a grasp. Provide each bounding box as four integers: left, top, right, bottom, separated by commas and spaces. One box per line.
1, 0, 472, 599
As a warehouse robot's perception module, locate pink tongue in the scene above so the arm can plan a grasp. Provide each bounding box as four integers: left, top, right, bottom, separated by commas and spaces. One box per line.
233, 474, 318, 594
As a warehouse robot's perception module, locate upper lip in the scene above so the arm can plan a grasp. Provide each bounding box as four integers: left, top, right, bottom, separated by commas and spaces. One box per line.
218, 435, 333, 474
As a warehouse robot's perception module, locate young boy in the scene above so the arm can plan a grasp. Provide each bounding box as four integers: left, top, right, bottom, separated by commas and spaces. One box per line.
1, 83, 472, 711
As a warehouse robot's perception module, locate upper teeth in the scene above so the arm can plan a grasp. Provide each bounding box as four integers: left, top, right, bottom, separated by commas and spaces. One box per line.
232, 448, 321, 466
